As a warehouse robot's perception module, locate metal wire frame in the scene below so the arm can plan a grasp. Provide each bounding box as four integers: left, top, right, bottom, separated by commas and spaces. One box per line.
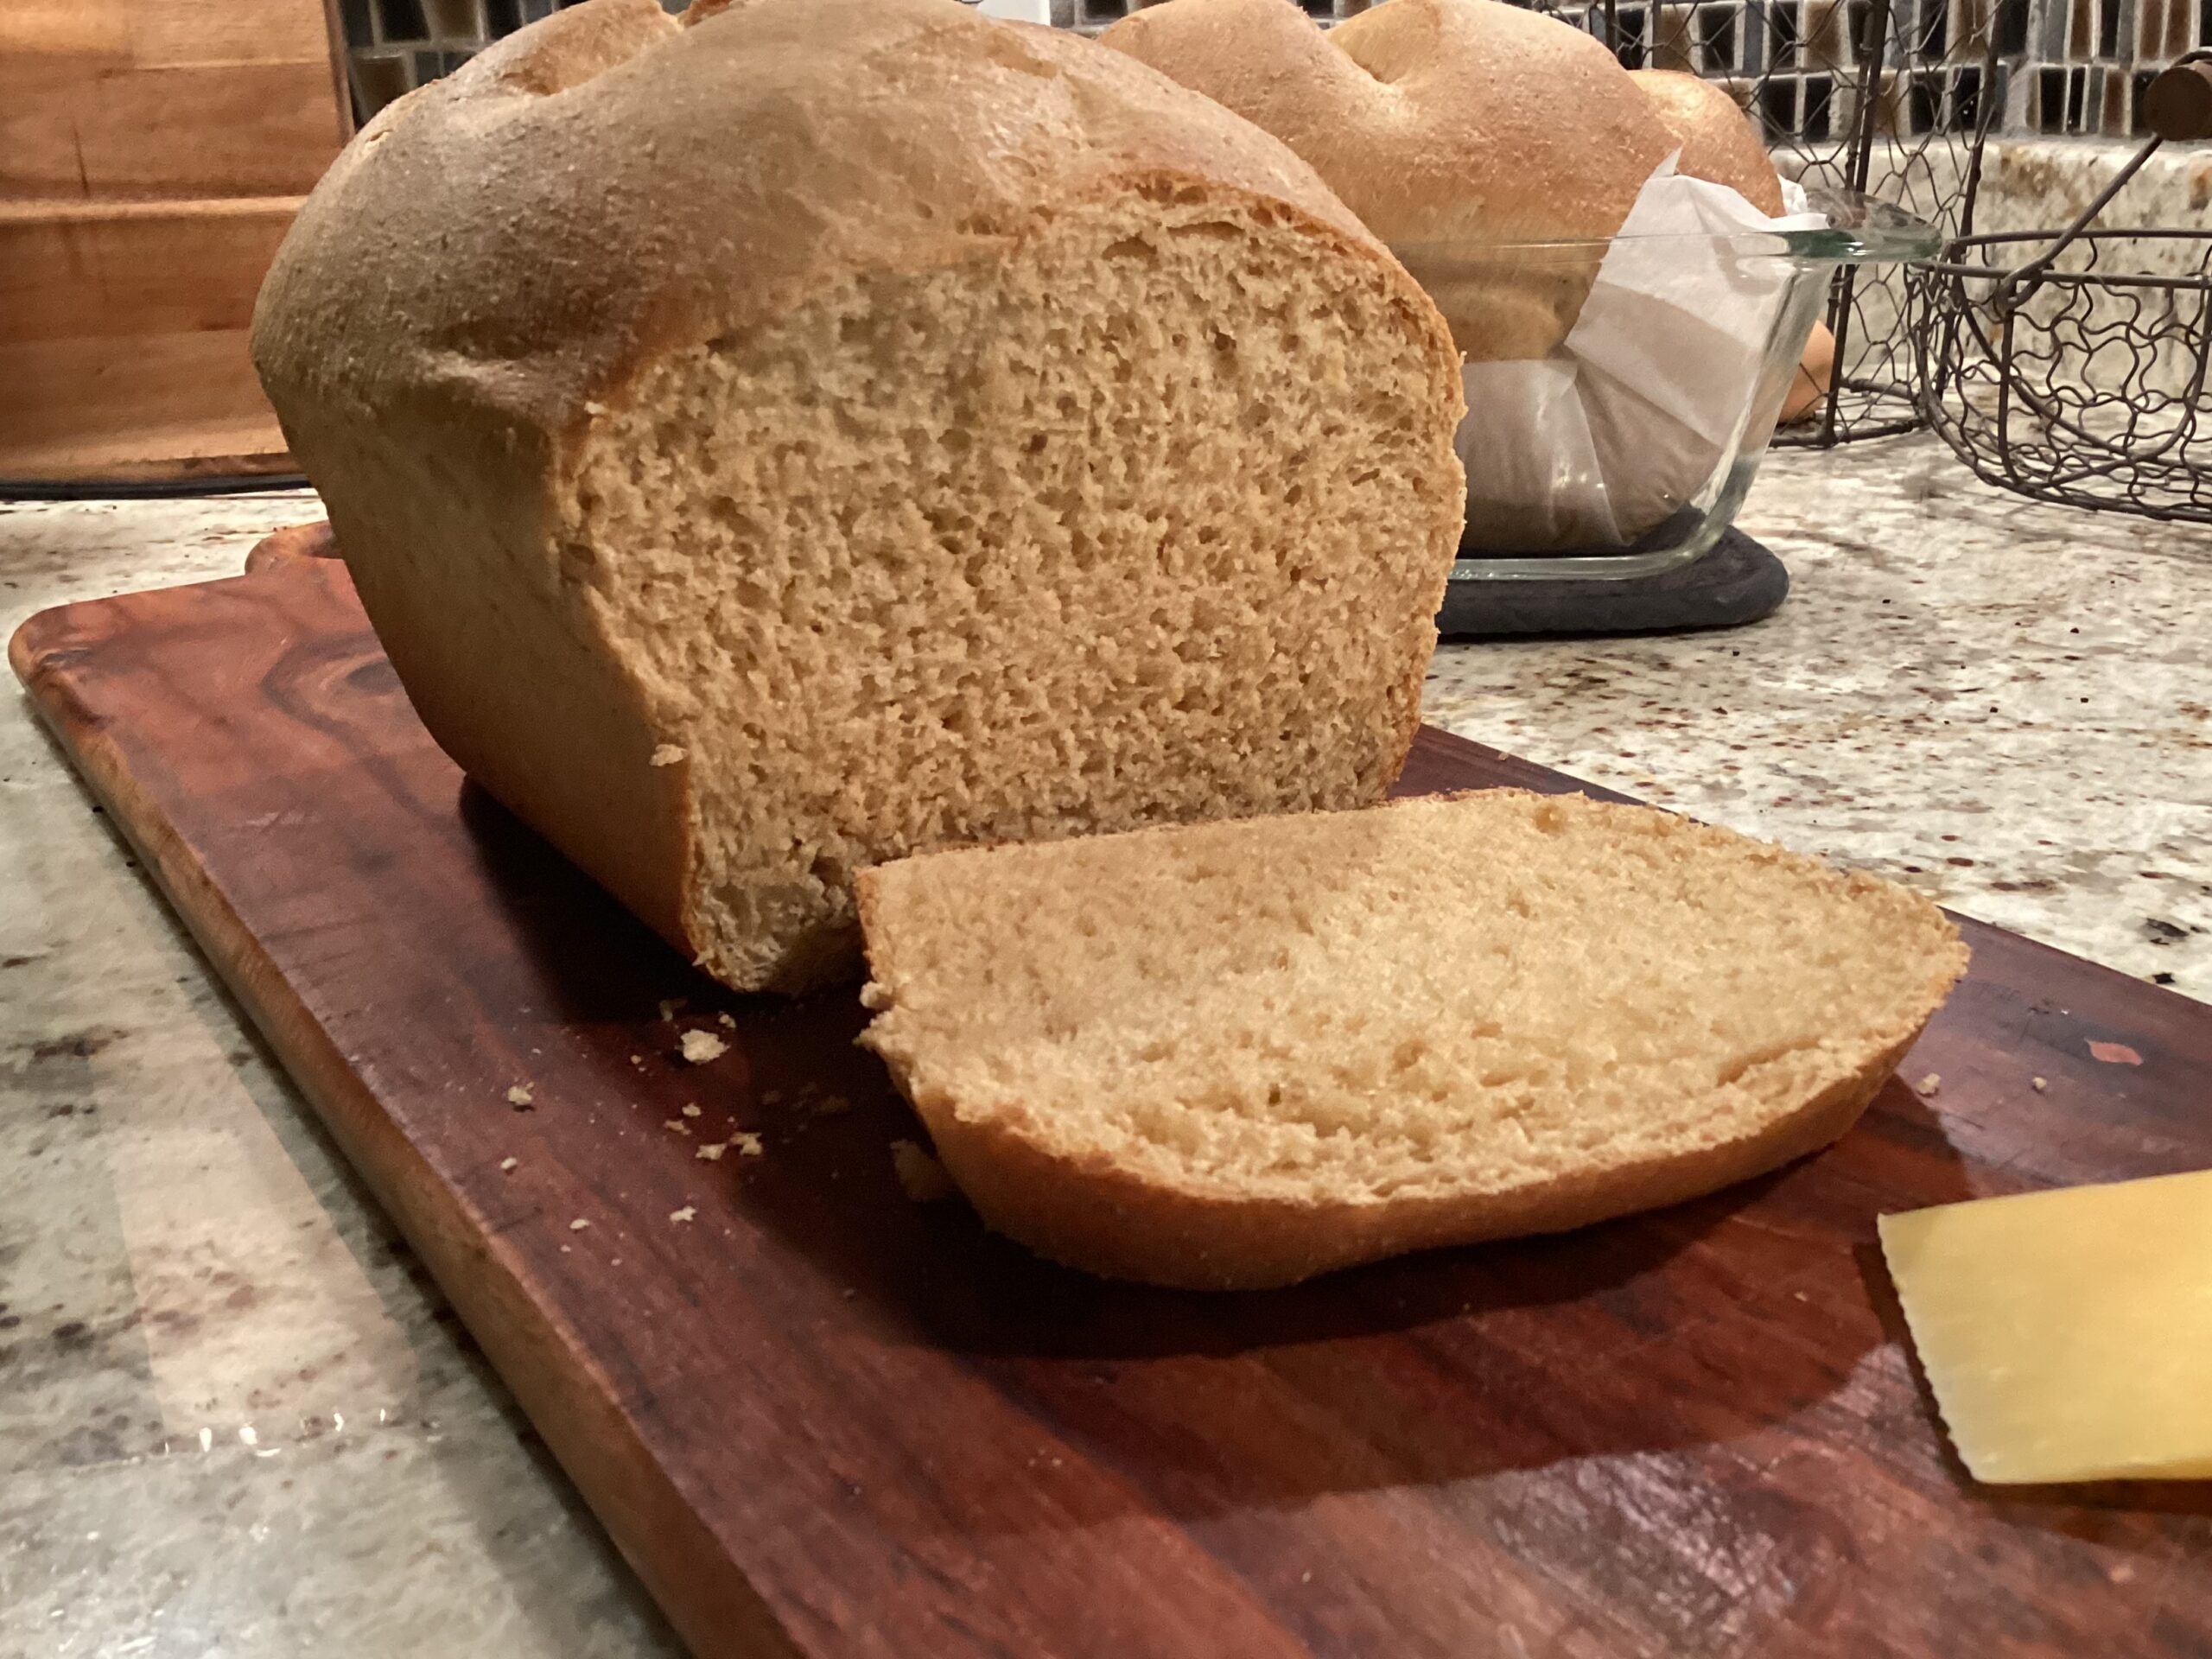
1912, 51, 2212, 521
1700, 0, 1990, 447
1912, 227, 2212, 519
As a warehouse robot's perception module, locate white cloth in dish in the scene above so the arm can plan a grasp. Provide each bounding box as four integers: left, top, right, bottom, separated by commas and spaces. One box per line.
1456, 158, 1827, 552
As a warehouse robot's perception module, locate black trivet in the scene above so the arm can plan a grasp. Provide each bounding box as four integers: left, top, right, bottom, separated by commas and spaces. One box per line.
1436, 526, 1789, 639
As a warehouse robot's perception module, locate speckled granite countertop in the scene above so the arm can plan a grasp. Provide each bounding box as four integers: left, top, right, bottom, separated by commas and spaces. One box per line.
3, 435, 2209, 1656
1427, 433, 2212, 999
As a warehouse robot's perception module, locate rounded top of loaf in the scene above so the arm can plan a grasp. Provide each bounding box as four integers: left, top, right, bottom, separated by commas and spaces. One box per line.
1101, 0, 1676, 358
252, 0, 1399, 439
1630, 70, 1786, 216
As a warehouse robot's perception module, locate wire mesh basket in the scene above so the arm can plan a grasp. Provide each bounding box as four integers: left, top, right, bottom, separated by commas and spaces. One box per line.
1912, 54, 2212, 521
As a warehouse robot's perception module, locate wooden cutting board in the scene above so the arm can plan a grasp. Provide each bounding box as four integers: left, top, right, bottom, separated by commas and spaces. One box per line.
15, 560, 2212, 1658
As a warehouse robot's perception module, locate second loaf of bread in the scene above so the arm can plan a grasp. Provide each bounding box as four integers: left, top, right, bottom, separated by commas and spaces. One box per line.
251, 0, 1468, 992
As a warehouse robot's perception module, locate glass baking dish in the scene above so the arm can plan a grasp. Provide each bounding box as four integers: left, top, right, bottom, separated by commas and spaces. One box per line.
1392, 189, 1941, 584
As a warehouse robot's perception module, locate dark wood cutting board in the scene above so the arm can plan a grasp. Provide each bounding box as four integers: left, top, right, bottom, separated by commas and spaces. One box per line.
14, 560, 2212, 1658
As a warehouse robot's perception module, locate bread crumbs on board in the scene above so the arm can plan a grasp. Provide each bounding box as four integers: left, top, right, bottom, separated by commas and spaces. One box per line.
696, 1142, 727, 1161
664, 1118, 692, 1135
658, 998, 685, 1021
733, 1131, 763, 1156
716, 1012, 736, 1029
670, 1206, 696, 1224
505, 1084, 533, 1106
681, 1030, 728, 1064
681, 1103, 702, 1118
1916, 1073, 1941, 1096
2032, 1076, 2049, 1090
569, 1217, 591, 1231
499, 1157, 518, 1173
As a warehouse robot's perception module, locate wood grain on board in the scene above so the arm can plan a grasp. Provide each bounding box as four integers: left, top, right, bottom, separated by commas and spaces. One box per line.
0, 199, 302, 346
14, 560, 2212, 1658
0, 0, 334, 74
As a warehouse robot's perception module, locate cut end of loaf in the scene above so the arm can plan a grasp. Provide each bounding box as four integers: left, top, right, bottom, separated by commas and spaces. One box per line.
251, 0, 1468, 1001
858, 790, 1968, 1288
568, 193, 1465, 993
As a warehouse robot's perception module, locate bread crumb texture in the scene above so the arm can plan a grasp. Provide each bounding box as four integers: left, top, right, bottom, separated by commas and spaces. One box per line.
858, 790, 1968, 1287
1100, 0, 1681, 359
578, 190, 1459, 993
251, 0, 1462, 998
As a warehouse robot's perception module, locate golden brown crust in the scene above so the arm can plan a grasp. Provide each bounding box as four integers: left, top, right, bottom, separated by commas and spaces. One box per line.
892, 1021, 1923, 1290
259, 0, 1387, 442
1103, 0, 1676, 359
254, 0, 1460, 983
1103, 1, 1800, 361
1630, 70, 1787, 216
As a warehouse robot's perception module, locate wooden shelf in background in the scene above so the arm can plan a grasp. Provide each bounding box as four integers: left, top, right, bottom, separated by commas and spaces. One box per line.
0, 199, 303, 481
0, 60, 344, 201
0, 0, 340, 483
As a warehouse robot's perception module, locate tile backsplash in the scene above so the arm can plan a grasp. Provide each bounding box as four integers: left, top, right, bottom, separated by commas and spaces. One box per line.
338, 0, 680, 119
340, 0, 2205, 143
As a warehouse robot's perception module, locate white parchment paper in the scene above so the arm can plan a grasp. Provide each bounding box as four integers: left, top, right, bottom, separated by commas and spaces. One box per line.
1458, 159, 1827, 551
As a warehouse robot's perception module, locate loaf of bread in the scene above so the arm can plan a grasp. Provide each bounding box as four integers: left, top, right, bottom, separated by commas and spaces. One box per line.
252, 0, 1466, 992
1103, 0, 1796, 556
858, 790, 1967, 1289
1103, 0, 1678, 361
1630, 70, 1787, 217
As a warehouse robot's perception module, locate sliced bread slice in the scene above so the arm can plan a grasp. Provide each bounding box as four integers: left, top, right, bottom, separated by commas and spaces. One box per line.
856, 789, 1967, 1289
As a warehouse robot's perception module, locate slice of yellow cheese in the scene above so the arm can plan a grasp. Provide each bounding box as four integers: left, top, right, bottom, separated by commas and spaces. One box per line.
1879, 1170, 2212, 1484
